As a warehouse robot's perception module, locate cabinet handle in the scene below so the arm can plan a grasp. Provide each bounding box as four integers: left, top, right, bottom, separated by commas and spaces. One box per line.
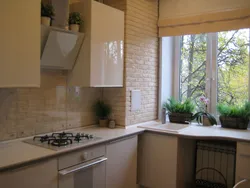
58, 157, 107, 176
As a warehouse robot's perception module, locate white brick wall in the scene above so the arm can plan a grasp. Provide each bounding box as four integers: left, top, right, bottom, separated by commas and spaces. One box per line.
104, 0, 159, 126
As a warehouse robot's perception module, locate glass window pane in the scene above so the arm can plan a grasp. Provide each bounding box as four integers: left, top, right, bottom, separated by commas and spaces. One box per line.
179, 34, 207, 108
217, 29, 249, 105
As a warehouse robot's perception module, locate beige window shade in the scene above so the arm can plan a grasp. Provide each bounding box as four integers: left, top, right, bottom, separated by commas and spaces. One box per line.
159, 0, 250, 36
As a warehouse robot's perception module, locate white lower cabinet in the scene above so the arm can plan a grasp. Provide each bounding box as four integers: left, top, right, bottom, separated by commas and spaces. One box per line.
106, 135, 138, 188
0, 159, 57, 188
138, 133, 178, 188
138, 132, 195, 188
235, 142, 250, 188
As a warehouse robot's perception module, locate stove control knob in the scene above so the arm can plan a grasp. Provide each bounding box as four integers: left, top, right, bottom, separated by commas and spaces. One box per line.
81, 152, 88, 160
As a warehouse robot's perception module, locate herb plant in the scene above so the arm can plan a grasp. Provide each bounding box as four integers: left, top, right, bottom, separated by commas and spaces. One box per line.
93, 100, 111, 120
41, 2, 55, 18
217, 102, 250, 120
163, 97, 195, 114
69, 12, 83, 25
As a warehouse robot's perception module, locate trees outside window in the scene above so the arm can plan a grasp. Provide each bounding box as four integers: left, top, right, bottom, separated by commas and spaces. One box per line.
176, 29, 250, 113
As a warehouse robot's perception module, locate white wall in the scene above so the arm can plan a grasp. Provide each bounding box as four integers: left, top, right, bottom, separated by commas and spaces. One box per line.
158, 37, 174, 119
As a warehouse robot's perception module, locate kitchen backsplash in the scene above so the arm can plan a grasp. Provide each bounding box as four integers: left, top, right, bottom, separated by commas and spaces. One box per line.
0, 71, 101, 141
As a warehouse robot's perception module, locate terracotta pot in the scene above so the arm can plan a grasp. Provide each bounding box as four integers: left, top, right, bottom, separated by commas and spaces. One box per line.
99, 119, 108, 127
203, 115, 212, 126
168, 113, 193, 124
41, 16, 51, 26
69, 24, 80, 32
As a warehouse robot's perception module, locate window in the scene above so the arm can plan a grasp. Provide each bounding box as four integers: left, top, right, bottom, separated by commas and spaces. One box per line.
171, 29, 250, 114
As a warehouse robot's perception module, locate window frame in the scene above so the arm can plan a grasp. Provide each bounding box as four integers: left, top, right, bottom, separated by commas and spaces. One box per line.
159, 29, 250, 117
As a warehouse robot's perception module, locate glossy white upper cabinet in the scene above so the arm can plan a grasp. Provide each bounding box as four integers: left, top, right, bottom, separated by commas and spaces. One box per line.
0, 0, 40, 87
68, 0, 124, 87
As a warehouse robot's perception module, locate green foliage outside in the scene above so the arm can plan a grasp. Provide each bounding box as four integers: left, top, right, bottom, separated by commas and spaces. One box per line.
163, 97, 195, 114
179, 29, 249, 108
217, 102, 250, 120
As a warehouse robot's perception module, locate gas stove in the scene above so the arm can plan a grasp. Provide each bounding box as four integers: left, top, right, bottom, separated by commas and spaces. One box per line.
24, 132, 101, 151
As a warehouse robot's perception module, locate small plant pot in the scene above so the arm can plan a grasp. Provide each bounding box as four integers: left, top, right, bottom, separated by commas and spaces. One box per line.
203, 115, 212, 126
219, 116, 249, 130
41, 16, 51, 26
99, 119, 109, 127
69, 24, 80, 32
168, 113, 193, 124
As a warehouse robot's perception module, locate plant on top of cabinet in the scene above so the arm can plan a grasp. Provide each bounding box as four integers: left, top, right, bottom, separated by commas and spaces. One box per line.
217, 102, 250, 129
164, 97, 195, 124
192, 96, 217, 126
93, 100, 111, 127
68, 12, 83, 32
41, 2, 55, 26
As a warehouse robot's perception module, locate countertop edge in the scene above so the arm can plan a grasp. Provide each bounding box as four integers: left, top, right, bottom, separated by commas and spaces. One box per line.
0, 129, 144, 172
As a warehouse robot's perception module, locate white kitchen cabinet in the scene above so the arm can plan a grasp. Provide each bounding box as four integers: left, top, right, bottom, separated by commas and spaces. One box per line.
106, 135, 138, 188
68, 0, 124, 87
0, 159, 57, 188
235, 142, 250, 188
0, 0, 40, 87
138, 132, 195, 188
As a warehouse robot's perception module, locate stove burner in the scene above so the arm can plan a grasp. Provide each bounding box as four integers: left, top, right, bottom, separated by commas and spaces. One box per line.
49, 138, 73, 147
33, 135, 55, 143
32, 132, 95, 147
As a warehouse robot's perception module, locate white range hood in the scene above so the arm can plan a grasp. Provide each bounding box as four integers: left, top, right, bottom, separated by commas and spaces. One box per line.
40, 25, 84, 70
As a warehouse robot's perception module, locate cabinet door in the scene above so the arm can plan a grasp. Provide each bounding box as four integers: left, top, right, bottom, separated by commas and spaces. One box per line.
138, 133, 178, 188
106, 135, 138, 188
0, 0, 40, 87
0, 159, 57, 188
235, 142, 250, 188
90, 1, 124, 87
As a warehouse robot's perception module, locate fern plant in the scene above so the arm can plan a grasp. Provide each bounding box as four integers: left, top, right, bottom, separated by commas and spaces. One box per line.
163, 97, 195, 114
217, 102, 250, 120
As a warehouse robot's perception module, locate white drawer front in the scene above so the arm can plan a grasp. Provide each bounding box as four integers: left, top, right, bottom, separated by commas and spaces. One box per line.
58, 145, 106, 170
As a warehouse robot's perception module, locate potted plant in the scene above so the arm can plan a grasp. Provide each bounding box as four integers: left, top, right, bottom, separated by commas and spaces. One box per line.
41, 2, 55, 26
93, 100, 111, 127
192, 96, 217, 126
163, 97, 195, 124
217, 102, 250, 129
68, 12, 83, 32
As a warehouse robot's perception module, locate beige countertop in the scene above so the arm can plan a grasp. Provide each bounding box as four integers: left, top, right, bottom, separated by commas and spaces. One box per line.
1, 121, 250, 172
0, 125, 144, 172
138, 121, 250, 142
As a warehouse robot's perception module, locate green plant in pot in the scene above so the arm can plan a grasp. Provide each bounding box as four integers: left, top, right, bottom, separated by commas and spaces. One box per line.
217, 102, 250, 129
41, 2, 55, 26
192, 96, 217, 126
163, 97, 195, 124
68, 12, 83, 32
93, 100, 111, 127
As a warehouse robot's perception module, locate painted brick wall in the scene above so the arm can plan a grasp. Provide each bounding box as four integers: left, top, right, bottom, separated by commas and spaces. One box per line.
0, 71, 100, 141
104, 0, 159, 126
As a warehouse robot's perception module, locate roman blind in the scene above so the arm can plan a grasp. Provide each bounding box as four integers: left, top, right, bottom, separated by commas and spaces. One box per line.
159, 0, 250, 36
